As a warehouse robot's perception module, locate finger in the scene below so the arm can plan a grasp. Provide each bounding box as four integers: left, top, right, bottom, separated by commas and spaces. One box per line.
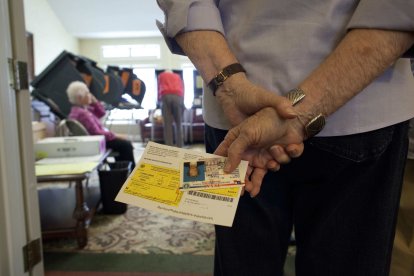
268, 145, 291, 164
261, 93, 297, 119
246, 165, 254, 178
249, 168, 267, 197
214, 140, 230, 157
285, 143, 304, 158
266, 159, 280, 171
224, 128, 249, 173
244, 167, 254, 193
214, 128, 240, 157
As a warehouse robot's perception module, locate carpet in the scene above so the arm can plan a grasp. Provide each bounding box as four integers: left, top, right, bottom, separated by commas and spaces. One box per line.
43, 205, 216, 274
42, 204, 295, 275
46, 272, 211, 276
42, 142, 295, 274
43, 206, 215, 255
44, 252, 214, 275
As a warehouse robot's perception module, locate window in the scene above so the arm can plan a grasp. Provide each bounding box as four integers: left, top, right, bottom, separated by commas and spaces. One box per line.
182, 64, 196, 109
102, 44, 161, 59
133, 67, 157, 110
131, 45, 161, 59
102, 45, 130, 58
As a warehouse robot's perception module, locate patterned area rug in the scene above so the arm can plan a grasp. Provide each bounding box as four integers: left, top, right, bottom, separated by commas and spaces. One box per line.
43, 205, 216, 255
42, 143, 215, 255
42, 142, 295, 275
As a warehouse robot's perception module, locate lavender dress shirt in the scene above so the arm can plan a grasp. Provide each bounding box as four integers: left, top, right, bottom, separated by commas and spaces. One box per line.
157, 0, 414, 136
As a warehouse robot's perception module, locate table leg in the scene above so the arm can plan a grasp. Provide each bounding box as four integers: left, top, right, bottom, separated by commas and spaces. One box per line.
72, 179, 90, 248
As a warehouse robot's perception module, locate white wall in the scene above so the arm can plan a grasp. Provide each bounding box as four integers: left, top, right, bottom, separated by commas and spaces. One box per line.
22, 0, 192, 82
23, 0, 79, 74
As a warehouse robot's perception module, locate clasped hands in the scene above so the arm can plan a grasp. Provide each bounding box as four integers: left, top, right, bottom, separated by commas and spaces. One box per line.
214, 76, 305, 197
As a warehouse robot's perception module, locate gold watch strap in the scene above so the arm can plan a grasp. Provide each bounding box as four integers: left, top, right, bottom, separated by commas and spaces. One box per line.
285, 88, 326, 139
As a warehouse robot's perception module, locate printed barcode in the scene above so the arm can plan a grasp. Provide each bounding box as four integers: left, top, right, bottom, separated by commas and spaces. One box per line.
188, 190, 234, 202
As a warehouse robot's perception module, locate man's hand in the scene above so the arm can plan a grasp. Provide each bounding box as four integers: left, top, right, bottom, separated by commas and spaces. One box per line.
216, 107, 305, 173
213, 107, 305, 197
215, 74, 297, 125
215, 143, 304, 197
215, 74, 305, 183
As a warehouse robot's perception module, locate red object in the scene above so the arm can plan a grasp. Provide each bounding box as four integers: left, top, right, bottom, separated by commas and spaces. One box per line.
157, 71, 184, 100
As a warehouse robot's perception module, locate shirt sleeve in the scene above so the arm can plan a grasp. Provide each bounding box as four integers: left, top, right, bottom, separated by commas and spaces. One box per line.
88, 101, 106, 119
347, 0, 414, 57
77, 110, 116, 141
156, 0, 224, 55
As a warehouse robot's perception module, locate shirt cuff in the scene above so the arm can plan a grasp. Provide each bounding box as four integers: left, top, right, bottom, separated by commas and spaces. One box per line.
347, 0, 414, 31
157, 1, 224, 55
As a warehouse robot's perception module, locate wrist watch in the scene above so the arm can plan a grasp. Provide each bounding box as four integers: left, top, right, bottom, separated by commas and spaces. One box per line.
285, 88, 326, 139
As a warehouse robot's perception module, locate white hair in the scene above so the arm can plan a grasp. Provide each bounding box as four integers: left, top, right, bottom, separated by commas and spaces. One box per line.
66, 81, 89, 104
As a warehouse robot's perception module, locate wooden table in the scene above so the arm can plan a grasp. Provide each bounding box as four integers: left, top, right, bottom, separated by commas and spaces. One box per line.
36, 150, 110, 248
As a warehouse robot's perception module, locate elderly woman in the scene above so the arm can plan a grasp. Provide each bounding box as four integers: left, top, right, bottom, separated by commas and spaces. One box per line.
66, 81, 135, 167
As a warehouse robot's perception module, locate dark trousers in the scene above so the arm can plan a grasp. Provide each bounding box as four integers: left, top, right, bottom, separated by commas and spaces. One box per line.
106, 138, 135, 167
205, 121, 409, 276
161, 94, 184, 147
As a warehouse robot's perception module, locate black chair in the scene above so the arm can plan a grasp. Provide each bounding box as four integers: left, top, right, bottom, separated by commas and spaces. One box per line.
32, 91, 67, 120
56, 119, 89, 137
65, 119, 89, 136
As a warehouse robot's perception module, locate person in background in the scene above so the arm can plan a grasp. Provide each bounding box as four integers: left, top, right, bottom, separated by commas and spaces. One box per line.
66, 81, 135, 167
157, 1, 414, 275
157, 70, 185, 147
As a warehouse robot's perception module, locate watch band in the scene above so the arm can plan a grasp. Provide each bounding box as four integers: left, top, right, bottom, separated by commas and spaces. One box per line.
208, 63, 246, 96
285, 88, 326, 139
285, 88, 306, 105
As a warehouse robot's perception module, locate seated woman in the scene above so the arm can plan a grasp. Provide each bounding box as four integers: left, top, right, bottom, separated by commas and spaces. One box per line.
66, 81, 135, 167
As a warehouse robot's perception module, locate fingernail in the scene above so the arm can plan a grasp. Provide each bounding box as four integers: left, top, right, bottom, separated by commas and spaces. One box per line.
289, 149, 298, 157
275, 146, 283, 155
269, 165, 280, 172
287, 107, 297, 116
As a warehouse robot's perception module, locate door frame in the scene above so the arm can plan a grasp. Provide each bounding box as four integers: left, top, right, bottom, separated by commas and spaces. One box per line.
0, 0, 43, 275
